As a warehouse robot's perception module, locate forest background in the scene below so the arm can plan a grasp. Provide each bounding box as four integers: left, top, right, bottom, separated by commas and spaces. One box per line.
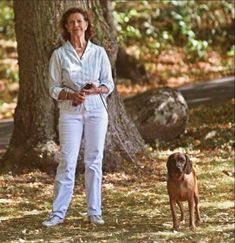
0, 0, 234, 242
0, 0, 234, 116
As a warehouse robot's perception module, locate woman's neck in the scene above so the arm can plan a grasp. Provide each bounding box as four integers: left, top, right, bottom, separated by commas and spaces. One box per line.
70, 36, 87, 49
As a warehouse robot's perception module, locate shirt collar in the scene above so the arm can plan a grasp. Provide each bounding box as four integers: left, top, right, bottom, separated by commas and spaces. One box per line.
64, 40, 92, 52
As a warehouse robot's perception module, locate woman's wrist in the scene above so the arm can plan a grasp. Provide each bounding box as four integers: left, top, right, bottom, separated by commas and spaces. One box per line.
64, 91, 74, 100
59, 90, 69, 100
67, 92, 72, 100
65, 91, 68, 100
97, 87, 102, 94
97, 85, 109, 94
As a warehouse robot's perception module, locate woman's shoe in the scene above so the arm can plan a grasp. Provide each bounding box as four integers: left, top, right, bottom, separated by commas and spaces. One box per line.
42, 215, 64, 227
88, 215, 105, 225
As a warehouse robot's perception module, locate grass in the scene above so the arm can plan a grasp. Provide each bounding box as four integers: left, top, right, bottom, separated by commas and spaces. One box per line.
0, 99, 234, 242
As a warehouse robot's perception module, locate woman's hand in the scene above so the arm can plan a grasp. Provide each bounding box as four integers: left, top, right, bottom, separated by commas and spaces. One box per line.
83, 83, 109, 95
71, 91, 86, 106
82, 83, 100, 95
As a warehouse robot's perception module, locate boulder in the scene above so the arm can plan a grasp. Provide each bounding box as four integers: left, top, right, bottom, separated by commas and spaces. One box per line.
124, 87, 189, 142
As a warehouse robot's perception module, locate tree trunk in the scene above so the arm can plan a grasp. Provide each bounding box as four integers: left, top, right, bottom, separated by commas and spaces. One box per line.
116, 47, 150, 84
0, 0, 144, 174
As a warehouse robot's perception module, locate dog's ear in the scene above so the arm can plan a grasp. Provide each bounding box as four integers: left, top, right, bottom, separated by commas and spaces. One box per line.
166, 154, 174, 174
184, 154, 192, 174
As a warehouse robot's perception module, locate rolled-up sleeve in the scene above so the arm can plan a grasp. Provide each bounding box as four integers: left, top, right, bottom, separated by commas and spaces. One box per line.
99, 48, 114, 97
48, 50, 63, 100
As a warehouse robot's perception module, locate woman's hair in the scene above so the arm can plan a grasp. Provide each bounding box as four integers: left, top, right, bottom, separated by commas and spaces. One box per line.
60, 7, 94, 41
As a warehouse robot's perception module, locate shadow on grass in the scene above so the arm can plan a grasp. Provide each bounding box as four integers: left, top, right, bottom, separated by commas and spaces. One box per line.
0, 100, 234, 242
0, 212, 233, 242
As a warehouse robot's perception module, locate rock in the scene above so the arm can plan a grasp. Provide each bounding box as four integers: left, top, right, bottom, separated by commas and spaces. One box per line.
124, 87, 189, 142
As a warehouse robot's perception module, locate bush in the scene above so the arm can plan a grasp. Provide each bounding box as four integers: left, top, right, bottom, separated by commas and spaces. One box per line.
114, 0, 234, 62
0, 0, 15, 40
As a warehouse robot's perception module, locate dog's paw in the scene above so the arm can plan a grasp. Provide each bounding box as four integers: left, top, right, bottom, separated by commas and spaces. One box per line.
180, 219, 185, 224
173, 225, 180, 231
190, 224, 197, 231
196, 218, 202, 226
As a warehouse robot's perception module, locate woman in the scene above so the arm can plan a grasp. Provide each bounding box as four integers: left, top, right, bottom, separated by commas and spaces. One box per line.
42, 7, 114, 227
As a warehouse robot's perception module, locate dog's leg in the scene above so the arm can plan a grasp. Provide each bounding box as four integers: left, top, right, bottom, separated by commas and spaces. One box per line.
177, 201, 185, 224
194, 192, 201, 226
170, 198, 179, 230
188, 197, 196, 230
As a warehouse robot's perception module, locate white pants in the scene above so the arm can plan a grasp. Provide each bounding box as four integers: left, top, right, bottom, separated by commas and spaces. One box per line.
51, 106, 108, 219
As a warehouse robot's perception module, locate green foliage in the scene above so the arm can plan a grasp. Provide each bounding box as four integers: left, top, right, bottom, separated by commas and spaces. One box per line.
114, 9, 142, 41
170, 9, 208, 61
114, 0, 234, 62
227, 45, 235, 57
186, 39, 208, 61
5, 67, 18, 82
0, 0, 15, 40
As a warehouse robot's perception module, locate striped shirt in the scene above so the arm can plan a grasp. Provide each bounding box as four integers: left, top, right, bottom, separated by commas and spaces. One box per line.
49, 40, 114, 111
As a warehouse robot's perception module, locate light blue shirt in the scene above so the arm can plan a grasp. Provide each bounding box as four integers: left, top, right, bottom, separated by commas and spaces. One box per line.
49, 40, 114, 111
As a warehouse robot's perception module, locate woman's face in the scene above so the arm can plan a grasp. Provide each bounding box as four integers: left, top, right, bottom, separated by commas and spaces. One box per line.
65, 12, 88, 39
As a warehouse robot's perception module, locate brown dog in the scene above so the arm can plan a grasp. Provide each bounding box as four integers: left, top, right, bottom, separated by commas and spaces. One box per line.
166, 152, 201, 230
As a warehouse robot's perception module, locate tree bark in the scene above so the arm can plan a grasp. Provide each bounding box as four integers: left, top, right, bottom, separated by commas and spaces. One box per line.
0, 0, 144, 174
116, 47, 149, 84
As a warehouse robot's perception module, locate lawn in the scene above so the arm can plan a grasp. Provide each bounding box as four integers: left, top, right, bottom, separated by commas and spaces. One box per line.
0, 99, 234, 242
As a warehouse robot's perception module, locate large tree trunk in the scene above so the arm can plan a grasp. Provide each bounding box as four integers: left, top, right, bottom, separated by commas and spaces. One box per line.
0, 0, 144, 174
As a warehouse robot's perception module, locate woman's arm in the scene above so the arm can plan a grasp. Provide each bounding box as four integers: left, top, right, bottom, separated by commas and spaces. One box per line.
58, 89, 85, 105
98, 47, 115, 96
48, 50, 64, 100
